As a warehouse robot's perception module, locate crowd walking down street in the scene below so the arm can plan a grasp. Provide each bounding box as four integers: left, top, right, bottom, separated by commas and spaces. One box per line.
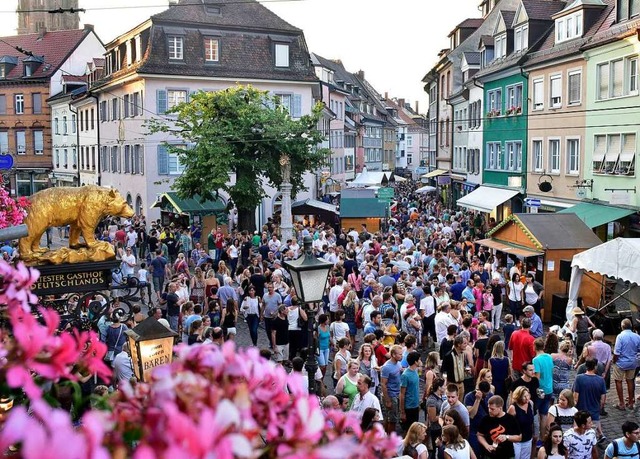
37, 180, 640, 459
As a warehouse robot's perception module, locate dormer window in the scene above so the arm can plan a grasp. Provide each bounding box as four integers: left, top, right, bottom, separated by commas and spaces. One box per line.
555, 11, 582, 43
514, 24, 528, 52
0, 56, 18, 79
495, 33, 507, 58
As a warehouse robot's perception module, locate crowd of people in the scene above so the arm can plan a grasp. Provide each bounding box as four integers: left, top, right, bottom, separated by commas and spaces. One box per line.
87, 181, 640, 459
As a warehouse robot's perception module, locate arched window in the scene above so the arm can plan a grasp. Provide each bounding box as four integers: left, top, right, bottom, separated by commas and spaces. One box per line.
135, 195, 143, 215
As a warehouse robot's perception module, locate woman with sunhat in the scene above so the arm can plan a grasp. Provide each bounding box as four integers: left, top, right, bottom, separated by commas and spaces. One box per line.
569, 306, 594, 356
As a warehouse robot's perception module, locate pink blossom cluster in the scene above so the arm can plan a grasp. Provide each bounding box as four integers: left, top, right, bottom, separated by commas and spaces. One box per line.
105, 343, 401, 458
0, 178, 29, 229
0, 258, 400, 457
0, 261, 111, 399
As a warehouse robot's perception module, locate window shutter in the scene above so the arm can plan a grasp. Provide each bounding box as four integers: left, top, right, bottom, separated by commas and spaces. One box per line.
533, 80, 543, 107
606, 135, 621, 162
612, 60, 624, 97
156, 90, 167, 114
0, 95, 5, 114
551, 77, 562, 101
139, 146, 145, 175
264, 92, 276, 110
292, 94, 302, 118
157, 144, 169, 175
598, 64, 609, 99
569, 73, 581, 104
620, 133, 636, 162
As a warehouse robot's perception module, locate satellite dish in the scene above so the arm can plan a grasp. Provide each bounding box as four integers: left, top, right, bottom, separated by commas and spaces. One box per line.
537, 173, 553, 193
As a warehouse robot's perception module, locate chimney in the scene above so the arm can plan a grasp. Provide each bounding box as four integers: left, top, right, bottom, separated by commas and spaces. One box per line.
415, 100, 419, 113
84, 24, 94, 31
356, 70, 365, 80
398, 98, 405, 109
385, 91, 388, 99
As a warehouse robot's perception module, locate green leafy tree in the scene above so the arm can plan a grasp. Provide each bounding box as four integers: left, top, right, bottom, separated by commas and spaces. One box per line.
147, 85, 329, 232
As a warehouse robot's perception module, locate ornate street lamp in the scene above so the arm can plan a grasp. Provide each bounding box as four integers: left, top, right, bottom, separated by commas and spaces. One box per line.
125, 317, 178, 383
283, 236, 332, 395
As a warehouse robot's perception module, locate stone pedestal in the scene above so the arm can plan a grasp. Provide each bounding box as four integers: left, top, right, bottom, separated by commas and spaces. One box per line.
280, 182, 293, 244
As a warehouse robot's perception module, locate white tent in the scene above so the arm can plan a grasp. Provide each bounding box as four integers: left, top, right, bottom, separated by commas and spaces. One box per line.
566, 238, 640, 320
415, 185, 437, 194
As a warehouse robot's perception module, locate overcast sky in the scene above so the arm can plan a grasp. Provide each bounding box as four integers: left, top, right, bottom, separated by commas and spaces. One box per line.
0, 0, 482, 114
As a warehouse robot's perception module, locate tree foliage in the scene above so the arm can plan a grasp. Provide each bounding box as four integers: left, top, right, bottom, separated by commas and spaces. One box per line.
147, 85, 329, 231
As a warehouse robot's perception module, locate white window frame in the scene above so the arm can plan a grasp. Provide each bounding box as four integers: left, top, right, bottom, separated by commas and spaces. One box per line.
167, 89, 187, 110
204, 38, 219, 62
167, 35, 183, 60
627, 56, 638, 94
34, 130, 43, 155
495, 33, 507, 59
275, 43, 289, 68
506, 83, 523, 113
532, 78, 544, 110
567, 69, 582, 106
548, 138, 561, 174
168, 145, 186, 175
15, 94, 24, 114
550, 74, 562, 108
514, 24, 528, 52
0, 131, 8, 154
566, 137, 580, 175
532, 139, 544, 172
16, 131, 25, 155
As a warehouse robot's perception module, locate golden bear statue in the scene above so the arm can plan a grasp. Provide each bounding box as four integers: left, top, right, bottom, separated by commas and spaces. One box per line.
19, 186, 134, 265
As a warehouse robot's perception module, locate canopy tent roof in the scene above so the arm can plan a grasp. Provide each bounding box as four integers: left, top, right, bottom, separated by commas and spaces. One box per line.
558, 201, 636, 228
349, 171, 396, 186
415, 185, 437, 194
291, 198, 338, 215
151, 192, 226, 215
456, 186, 519, 213
421, 169, 448, 179
571, 238, 640, 285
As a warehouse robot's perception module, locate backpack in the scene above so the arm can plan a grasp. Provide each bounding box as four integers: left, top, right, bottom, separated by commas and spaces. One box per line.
612, 439, 640, 459
402, 443, 419, 459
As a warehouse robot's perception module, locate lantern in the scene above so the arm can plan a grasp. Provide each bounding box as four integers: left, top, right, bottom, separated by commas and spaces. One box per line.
283, 236, 332, 305
125, 317, 178, 382
283, 236, 332, 394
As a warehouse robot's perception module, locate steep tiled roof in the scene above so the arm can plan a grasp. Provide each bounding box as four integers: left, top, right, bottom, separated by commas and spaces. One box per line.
479, 34, 495, 47
458, 18, 485, 29
520, 0, 566, 21
62, 74, 87, 83
137, 1, 317, 83
0, 28, 91, 80
524, 0, 614, 67
152, 0, 300, 33
463, 52, 481, 65
92, 57, 105, 67
501, 11, 517, 29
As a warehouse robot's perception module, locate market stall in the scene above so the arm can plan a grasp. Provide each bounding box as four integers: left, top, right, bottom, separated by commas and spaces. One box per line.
477, 213, 601, 322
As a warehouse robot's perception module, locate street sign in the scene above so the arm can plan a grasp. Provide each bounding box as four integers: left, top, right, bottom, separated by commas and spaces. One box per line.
0, 154, 14, 170
377, 187, 394, 200
524, 198, 541, 207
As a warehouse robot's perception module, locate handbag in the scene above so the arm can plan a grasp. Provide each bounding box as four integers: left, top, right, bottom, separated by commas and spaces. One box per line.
105, 325, 123, 363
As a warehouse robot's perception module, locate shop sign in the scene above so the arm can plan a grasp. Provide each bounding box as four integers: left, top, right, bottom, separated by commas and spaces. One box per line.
32, 261, 118, 296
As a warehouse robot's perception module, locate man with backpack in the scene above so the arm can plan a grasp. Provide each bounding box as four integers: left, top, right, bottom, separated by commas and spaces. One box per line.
604, 422, 640, 459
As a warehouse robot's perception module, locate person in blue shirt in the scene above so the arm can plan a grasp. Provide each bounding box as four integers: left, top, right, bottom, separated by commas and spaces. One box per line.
461, 280, 476, 309
364, 311, 382, 335
573, 358, 607, 442
604, 421, 640, 459
612, 318, 640, 410
381, 345, 403, 434
523, 305, 544, 338
464, 380, 493, 453
399, 350, 421, 432
533, 337, 554, 439
450, 275, 465, 301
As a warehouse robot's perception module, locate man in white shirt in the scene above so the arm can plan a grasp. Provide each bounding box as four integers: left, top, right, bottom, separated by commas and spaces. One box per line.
328, 277, 344, 320
362, 296, 382, 328
350, 373, 384, 420
126, 227, 138, 248
420, 288, 437, 347
434, 302, 459, 343
120, 246, 136, 278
